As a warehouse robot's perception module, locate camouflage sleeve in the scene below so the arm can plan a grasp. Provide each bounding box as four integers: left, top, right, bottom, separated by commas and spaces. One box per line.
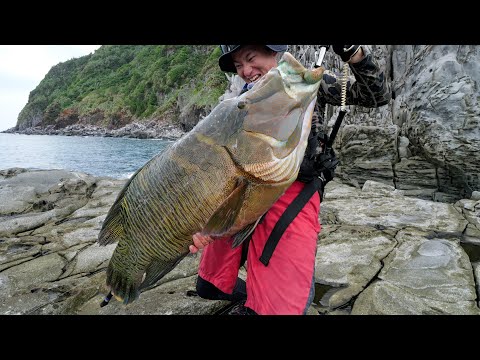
318, 45, 391, 108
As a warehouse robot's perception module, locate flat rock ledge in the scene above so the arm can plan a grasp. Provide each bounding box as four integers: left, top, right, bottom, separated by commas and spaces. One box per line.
1, 168, 479, 315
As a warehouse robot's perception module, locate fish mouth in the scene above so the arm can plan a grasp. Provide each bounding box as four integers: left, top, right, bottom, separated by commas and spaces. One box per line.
245, 52, 323, 94
224, 53, 323, 184
277, 52, 324, 97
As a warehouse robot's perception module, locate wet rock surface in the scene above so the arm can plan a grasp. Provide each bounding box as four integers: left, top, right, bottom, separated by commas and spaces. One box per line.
1, 169, 479, 315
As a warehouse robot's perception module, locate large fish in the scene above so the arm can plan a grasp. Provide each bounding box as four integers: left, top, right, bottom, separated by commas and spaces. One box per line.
98, 52, 325, 304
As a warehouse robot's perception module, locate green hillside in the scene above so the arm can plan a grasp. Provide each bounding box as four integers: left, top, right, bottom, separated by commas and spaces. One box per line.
16, 45, 228, 131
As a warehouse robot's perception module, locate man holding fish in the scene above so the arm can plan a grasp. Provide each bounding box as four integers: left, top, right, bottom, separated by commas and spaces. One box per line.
190, 45, 391, 315
98, 45, 390, 314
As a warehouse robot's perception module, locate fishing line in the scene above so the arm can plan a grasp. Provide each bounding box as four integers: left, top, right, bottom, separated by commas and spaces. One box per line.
341, 62, 348, 111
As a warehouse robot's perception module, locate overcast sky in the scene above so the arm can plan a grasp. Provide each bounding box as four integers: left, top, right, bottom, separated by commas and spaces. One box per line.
0, 45, 102, 132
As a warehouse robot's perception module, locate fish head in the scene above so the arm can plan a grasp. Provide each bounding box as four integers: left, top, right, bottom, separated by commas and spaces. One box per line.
228, 52, 325, 183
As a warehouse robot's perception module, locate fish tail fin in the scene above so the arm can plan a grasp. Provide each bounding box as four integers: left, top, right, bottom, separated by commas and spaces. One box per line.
105, 252, 189, 305
106, 264, 141, 305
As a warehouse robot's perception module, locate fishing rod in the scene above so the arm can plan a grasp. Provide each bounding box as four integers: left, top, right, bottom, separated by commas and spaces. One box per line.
313, 45, 348, 149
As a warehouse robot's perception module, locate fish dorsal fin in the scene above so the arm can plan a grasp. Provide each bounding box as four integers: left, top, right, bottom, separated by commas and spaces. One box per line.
98, 192, 129, 246
97, 164, 144, 246
231, 215, 264, 248
202, 178, 248, 236
98, 155, 160, 246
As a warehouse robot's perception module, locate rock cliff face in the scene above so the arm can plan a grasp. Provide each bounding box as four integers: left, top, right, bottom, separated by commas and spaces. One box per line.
391, 45, 480, 202
287, 45, 480, 202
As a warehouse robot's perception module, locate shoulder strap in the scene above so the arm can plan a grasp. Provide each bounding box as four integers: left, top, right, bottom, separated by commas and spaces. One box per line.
259, 177, 323, 266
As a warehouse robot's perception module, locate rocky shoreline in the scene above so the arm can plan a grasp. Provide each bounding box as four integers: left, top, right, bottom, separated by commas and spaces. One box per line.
1, 167, 479, 315
2, 121, 186, 140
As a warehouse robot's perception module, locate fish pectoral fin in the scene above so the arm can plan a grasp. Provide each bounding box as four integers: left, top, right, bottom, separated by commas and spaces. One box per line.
231, 215, 264, 248
202, 178, 248, 236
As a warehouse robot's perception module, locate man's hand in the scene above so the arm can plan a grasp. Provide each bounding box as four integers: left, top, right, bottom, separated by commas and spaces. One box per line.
189, 233, 214, 254
332, 45, 363, 63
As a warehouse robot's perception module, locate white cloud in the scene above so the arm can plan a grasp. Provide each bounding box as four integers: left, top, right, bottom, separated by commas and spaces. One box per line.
0, 89, 29, 129
0, 45, 101, 131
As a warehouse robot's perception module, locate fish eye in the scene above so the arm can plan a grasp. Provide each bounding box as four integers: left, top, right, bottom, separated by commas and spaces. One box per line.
237, 101, 247, 109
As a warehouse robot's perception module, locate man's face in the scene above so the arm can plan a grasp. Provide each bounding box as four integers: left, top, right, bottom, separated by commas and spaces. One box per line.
231, 45, 278, 84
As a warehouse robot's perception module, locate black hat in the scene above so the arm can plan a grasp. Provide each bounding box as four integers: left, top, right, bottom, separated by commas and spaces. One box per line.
218, 45, 288, 73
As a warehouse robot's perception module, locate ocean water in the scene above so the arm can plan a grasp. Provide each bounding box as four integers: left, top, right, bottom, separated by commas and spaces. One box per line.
0, 133, 174, 179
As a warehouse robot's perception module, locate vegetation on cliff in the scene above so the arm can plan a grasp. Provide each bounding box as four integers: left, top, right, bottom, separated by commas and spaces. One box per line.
17, 45, 228, 131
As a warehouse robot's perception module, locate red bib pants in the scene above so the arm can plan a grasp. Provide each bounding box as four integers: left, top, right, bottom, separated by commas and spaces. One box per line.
198, 181, 321, 315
